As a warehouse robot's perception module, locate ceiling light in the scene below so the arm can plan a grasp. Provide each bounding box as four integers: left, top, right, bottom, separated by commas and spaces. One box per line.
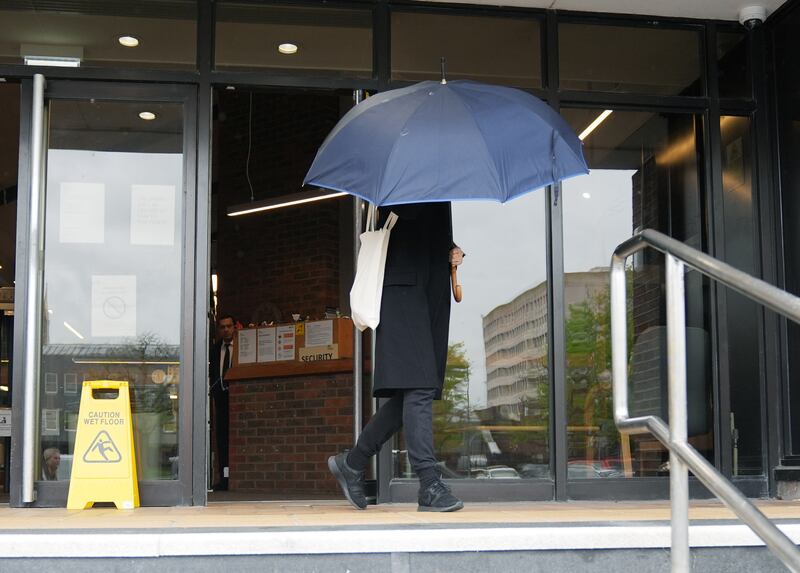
228, 188, 347, 217
278, 43, 298, 55
22, 44, 83, 68
24, 56, 81, 68
138, 111, 156, 121
582, 192, 591, 199
578, 109, 613, 141
118, 35, 140, 48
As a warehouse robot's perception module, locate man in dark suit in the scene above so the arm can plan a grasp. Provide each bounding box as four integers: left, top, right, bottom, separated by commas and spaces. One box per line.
210, 314, 235, 491
329, 202, 465, 512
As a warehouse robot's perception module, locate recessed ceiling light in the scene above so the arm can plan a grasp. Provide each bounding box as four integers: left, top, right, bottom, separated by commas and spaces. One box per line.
582, 192, 592, 199
118, 35, 140, 48
278, 43, 298, 55
139, 111, 156, 121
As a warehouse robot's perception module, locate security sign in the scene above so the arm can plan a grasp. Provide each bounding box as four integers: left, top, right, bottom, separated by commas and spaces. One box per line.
67, 380, 139, 510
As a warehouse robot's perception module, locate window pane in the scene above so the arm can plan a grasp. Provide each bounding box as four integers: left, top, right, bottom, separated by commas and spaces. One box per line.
720, 115, 761, 475
394, 194, 550, 480
215, 3, 372, 77
559, 23, 702, 96
562, 108, 711, 479
775, 6, 800, 457
392, 12, 541, 88
718, 31, 751, 99
0, 1, 196, 70
39, 100, 184, 482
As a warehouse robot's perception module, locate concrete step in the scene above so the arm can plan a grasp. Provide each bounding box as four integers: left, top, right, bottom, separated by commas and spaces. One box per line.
0, 520, 797, 572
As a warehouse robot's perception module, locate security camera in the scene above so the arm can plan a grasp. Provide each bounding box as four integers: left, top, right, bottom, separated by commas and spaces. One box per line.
738, 5, 767, 29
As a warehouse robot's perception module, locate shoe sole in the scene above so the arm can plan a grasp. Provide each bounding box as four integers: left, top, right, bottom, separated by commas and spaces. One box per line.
327, 455, 367, 510
417, 500, 464, 512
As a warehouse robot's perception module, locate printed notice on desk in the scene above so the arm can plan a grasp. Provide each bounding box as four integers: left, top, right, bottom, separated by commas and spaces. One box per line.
257, 327, 276, 362
305, 320, 333, 347
238, 329, 257, 364
276, 325, 296, 361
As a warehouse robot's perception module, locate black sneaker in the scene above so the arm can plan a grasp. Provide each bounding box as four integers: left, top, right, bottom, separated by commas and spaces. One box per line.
418, 479, 464, 512
328, 452, 367, 510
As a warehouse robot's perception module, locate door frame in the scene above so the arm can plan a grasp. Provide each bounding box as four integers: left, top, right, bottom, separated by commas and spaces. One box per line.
10, 77, 200, 507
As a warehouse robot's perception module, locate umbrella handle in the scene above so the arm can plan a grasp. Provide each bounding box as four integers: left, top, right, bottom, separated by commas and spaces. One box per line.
450, 265, 462, 303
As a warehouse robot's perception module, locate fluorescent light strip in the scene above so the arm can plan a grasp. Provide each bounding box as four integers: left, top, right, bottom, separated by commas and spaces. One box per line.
72, 360, 180, 365
24, 56, 80, 68
63, 321, 85, 340
578, 109, 613, 141
228, 190, 347, 217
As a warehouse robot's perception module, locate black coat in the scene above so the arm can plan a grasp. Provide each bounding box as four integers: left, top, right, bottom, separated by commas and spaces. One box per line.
373, 202, 452, 399
209, 340, 229, 398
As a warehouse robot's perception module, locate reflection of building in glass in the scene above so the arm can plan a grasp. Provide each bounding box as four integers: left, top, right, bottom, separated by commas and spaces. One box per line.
39, 342, 180, 481
483, 269, 608, 419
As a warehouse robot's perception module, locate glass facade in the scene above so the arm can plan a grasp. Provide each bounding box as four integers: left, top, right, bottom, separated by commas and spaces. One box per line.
215, 3, 372, 77
558, 23, 703, 95
561, 108, 713, 480
393, 194, 550, 480
0, 1, 791, 505
0, 1, 196, 70
391, 11, 542, 88
38, 100, 184, 482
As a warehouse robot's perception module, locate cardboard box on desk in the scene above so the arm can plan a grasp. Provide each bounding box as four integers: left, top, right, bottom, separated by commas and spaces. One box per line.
232, 317, 354, 367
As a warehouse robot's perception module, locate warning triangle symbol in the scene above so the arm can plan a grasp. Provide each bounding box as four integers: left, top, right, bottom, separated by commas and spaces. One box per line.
83, 430, 122, 463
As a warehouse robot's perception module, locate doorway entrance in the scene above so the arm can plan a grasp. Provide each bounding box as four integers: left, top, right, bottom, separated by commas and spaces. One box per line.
208, 87, 361, 502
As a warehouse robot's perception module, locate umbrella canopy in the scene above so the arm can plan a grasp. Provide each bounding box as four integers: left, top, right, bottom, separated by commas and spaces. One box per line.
303, 80, 588, 206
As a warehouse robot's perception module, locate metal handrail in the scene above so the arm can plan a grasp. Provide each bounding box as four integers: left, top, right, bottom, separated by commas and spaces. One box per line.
611, 229, 800, 573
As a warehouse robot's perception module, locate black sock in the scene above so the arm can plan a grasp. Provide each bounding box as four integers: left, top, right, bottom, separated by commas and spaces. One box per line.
346, 446, 369, 472
417, 466, 439, 490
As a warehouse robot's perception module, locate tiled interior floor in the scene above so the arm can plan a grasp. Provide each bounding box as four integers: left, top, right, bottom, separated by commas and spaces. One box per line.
0, 499, 799, 531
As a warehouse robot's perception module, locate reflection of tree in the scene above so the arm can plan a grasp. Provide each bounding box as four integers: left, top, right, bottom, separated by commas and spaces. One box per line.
433, 343, 471, 457
565, 273, 633, 463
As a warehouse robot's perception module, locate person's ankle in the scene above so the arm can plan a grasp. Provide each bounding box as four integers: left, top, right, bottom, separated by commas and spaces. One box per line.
345, 448, 369, 473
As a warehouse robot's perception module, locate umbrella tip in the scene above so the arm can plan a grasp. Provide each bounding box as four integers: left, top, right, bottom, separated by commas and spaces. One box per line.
440, 57, 447, 85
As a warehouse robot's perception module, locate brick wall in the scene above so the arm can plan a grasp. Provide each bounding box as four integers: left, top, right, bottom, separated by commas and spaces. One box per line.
214, 90, 348, 324
228, 373, 353, 494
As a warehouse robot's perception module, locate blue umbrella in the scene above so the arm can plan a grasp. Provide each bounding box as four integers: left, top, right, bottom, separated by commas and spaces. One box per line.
303, 80, 588, 206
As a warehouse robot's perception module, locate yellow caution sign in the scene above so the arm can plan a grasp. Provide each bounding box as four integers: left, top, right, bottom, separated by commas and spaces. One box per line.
67, 380, 139, 510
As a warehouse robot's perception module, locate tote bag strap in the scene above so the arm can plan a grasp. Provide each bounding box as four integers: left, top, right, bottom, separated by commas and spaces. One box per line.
384, 211, 399, 231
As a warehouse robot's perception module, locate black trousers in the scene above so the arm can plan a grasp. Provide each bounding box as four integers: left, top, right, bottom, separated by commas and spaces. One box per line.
354, 388, 438, 475
211, 388, 229, 485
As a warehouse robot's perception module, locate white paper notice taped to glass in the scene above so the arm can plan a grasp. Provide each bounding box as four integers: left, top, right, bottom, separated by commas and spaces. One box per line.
130, 184, 176, 246
59, 182, 105, 244
91, 275, 137, 337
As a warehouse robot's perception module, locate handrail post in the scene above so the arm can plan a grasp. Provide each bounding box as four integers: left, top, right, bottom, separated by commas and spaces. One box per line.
666, 254, 690, 572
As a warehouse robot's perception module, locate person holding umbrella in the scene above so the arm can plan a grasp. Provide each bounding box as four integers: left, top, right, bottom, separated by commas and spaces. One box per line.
308, 73, 588, 511
328, 201, 465, 512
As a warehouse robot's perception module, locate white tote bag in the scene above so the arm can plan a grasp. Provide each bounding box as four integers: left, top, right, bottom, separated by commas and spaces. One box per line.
350, 204, 399, 332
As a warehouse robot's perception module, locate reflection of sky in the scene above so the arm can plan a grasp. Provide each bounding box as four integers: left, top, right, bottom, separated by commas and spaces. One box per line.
450, 170, 634, 408
44, 150, 183, 346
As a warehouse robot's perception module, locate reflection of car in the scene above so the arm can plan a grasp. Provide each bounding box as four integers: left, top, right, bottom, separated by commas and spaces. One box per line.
475, 465, 521, 479
568, 461, 623, 478
519, 463, 550, 478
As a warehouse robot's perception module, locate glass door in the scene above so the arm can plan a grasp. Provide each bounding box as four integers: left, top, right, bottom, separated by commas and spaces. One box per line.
13, 77, 198, 506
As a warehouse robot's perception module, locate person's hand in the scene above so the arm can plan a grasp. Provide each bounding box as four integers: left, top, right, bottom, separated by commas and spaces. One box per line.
449, 247, 465, 267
